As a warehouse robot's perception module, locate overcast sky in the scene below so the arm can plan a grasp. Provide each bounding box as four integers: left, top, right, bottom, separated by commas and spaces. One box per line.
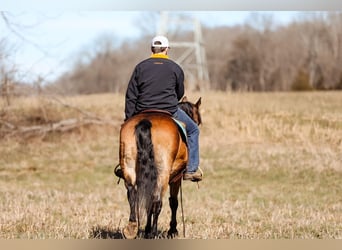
1, 11, 308, 83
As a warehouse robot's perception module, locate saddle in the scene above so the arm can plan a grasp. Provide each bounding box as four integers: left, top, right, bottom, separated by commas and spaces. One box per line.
141, 109, 187, 144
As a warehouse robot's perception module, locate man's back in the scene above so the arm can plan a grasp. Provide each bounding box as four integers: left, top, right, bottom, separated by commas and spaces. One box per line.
125, 55, 184, 119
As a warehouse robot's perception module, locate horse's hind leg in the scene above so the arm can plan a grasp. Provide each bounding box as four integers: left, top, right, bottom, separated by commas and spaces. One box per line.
145, 199, 162, 238
144, 206, 152, 237
168, 179, 181, 238
151, 200, 162, 238
123, 184, 138, 239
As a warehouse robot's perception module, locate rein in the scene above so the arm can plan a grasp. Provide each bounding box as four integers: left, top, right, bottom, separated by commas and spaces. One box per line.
180, 180, 185, 238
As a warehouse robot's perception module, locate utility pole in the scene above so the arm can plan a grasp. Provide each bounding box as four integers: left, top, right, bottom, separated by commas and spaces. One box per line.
157, 12, 210, 91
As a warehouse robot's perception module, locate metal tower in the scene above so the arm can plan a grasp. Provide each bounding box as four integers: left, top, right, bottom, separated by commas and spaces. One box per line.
157, 12, 210, 91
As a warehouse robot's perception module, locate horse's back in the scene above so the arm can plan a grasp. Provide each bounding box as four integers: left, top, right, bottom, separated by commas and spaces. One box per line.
121, 112, 180, 142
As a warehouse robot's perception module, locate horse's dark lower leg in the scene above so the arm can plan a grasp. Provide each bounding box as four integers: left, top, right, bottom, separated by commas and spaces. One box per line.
127, 184, 137, 223
144, 207, 152, 237
145, 200, 162, 238
168, 196, 178, 237
168, 181, 181, 238
152, 200, 162, 237
123, 184, 139, 239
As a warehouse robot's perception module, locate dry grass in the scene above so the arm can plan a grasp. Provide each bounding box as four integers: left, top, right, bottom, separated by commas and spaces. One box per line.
0, 91, 341, 239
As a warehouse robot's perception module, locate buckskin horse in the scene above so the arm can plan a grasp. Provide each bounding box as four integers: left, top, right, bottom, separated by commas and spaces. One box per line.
118, 96, 201, 239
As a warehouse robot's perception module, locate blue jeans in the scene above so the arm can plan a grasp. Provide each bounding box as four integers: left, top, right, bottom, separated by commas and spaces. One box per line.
173, 108, 200, 173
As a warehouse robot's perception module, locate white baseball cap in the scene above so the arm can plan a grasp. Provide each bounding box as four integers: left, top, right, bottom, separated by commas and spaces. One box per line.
151, 35, 169, 48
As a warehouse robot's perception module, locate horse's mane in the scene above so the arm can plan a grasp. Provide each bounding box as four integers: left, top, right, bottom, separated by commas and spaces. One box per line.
178, 101, 202, 125
178, 102, 193, 118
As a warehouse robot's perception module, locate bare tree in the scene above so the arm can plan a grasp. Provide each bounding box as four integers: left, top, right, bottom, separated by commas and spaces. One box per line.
48, 11, 342, 94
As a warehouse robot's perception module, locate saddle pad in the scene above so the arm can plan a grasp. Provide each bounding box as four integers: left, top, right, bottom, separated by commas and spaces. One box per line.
172, 118, 187, 144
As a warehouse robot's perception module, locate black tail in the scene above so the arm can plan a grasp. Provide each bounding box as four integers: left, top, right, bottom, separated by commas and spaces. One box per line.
135, 119, 158, 220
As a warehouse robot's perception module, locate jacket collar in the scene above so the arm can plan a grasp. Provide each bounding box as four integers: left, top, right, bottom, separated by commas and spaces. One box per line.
150, 54, 169, 59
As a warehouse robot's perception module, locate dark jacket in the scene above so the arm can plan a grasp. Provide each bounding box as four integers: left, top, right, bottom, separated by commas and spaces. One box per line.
125, 54, 184, 120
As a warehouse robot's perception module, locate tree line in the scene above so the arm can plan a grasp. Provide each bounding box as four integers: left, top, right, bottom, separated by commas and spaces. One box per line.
205, 12, 342, 91
2, 12, 342, 97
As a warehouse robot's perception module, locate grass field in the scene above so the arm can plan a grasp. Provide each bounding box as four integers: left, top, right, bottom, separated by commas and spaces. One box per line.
0, 91, 341, 239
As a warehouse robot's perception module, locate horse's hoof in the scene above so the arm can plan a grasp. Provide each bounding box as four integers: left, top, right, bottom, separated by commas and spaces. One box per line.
123, 222, 138, 239
167, 229, 178, 239
144, 233, 155, 239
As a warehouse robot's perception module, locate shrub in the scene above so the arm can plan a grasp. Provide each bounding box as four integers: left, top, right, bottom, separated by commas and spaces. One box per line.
291, 69, 313, 91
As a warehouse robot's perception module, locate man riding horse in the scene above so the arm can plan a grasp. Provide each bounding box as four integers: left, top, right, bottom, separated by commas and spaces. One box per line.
117, 35, 202, 182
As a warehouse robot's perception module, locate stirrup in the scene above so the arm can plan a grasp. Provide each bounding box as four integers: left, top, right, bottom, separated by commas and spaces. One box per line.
114, 164, 123, 183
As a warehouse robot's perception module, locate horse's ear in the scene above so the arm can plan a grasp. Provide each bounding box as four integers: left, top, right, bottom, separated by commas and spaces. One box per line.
195, 97, 202, 108
181, 96, 188, 102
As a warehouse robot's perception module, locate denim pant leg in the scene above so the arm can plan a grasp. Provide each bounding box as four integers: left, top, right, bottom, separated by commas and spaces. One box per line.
173, 108, 200, 172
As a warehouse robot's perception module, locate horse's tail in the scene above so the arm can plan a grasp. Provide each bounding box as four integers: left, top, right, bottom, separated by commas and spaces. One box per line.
135, 119, 158, 221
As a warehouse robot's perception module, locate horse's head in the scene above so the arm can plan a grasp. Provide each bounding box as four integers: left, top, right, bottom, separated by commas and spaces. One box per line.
178, 96, 202, 125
